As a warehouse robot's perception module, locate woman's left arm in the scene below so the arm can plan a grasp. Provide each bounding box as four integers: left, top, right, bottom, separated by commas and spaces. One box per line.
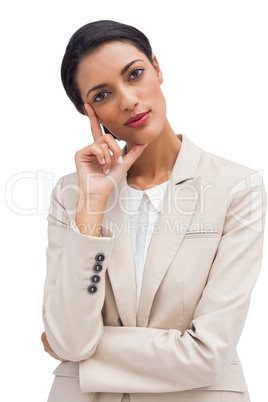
79, 173, 267, 393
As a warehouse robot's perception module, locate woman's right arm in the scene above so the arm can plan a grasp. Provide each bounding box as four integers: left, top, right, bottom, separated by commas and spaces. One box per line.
42, 174, 115, 362
42, 104, 148, 362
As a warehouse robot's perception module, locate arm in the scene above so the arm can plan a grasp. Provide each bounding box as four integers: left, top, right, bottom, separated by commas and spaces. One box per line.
42, 175, 115, 362
80, 173, 266, 393
42, 105, 148, 362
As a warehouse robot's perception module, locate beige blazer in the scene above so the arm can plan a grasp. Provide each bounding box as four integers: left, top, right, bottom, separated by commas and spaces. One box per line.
43, 135, 266, 401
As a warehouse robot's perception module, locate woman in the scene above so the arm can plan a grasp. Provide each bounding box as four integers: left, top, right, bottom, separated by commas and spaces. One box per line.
42, 20, 266, 401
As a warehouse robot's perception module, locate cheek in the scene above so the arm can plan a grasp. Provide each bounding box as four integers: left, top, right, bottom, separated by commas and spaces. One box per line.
147, 74, 161, 91
144, 77, 165, 107
94, 106, 116, 127
148, 80, 166, 116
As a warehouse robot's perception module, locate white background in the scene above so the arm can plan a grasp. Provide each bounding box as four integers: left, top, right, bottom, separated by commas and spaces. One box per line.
1, 1, 267, 400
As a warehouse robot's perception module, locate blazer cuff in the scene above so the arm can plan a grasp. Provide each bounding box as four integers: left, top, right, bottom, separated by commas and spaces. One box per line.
69, 219, 114, 239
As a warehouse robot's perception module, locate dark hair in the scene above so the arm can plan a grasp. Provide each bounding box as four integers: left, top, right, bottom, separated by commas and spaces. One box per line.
61, 20, 154, 140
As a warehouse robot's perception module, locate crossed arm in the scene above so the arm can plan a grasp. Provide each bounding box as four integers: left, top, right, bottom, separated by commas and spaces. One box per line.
42, 173, 266, 393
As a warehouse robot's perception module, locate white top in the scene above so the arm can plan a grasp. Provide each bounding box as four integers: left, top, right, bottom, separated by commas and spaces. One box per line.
127, 180, 170, 312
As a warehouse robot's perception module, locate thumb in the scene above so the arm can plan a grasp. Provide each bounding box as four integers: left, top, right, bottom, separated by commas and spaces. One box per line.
123, 143, 149, 170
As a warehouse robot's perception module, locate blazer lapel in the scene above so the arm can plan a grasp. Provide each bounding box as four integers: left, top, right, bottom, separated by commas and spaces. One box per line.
103, 175, 137, 327
136, 135, 203, 327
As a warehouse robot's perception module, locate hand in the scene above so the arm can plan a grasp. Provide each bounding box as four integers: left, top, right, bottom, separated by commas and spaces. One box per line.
75, 103, 149, 199
41, 331, 68, 362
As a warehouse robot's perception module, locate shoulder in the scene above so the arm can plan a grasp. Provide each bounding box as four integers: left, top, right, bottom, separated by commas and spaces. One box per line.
202, 148, 264, 197
185, 135, 263, 190
201, 148, 255, 179
179, 135, 265, 213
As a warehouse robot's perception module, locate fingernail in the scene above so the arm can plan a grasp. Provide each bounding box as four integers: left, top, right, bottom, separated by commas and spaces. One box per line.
102, 158, 105, 164
118, 156, 123, 164
105, 169, 110, 175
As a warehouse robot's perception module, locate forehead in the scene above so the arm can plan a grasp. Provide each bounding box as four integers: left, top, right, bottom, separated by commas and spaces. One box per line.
90, 41, 144, 61
77, 41, 148, 84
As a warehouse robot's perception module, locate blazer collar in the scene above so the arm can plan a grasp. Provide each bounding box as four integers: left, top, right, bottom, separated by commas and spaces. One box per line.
170, 134, 203, 184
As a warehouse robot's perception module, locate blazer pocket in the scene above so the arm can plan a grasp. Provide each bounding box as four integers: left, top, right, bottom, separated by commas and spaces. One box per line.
184, 230, 220, 239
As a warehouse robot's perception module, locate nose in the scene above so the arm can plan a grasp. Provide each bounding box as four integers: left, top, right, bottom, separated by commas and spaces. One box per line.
118, 85, 139, 111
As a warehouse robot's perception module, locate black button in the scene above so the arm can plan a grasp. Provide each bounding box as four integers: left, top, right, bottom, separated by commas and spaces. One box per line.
95, 253, 105, 262
91, 275, 101, 284
87, 285, 97, 294
93, 263, 103, 273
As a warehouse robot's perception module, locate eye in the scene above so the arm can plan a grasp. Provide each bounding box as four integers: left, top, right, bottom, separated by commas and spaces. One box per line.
93, 92, 108, 103
129, 68, 144, 80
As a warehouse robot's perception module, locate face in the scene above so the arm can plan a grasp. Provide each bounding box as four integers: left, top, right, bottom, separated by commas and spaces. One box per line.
76, 41, 167, 146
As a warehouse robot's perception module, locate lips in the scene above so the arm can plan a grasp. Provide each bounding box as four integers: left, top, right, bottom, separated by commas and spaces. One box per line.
124, 111, 150, 126
124, 111, 151, 129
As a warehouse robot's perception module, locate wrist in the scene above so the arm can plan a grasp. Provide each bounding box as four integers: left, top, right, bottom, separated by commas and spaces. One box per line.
75, 195, 109, 237
76, 194, 109, 212
74, 220, 103, 237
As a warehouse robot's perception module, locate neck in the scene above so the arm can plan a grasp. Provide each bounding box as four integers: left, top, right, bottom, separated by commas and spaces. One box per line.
126, 119, 181, 189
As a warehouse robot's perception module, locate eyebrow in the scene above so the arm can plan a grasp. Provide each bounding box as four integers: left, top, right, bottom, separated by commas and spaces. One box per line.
86, 59, 143, 98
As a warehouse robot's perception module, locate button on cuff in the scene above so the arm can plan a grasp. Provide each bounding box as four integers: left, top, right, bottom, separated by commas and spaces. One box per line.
95, 253, 105, 262
93, 263, 103, 273
91, 275, 101, 284
87, 285, 98, 294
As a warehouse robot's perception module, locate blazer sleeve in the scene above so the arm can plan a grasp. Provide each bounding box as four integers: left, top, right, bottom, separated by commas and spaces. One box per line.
42, 176, 115, 362
79, 172, 267, 393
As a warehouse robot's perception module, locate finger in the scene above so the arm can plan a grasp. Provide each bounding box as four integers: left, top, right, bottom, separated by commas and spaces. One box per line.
41, 331, 47, 346
41, 332, 52, 352
41, 331, 67, 362
98, 143, 113, 174
98, 134, 123, 164
123, 143, 149, 170
75, 143, 107, 167
42, 332, 52, 352
84, 103, 103, 141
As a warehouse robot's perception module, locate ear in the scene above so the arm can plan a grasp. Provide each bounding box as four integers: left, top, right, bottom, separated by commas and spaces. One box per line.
152, 54, 163, 85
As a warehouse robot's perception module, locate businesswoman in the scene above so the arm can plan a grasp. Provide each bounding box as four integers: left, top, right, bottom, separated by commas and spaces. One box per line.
42, 20, 266, 402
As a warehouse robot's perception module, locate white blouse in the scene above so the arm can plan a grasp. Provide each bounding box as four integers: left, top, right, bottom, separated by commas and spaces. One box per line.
127, 180, 170, 312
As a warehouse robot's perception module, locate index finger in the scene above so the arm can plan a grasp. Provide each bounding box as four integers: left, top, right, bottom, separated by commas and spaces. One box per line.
84, 103, 104, 141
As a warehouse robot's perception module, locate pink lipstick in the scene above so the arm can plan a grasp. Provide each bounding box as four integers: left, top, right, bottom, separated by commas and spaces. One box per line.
124, 111, 150, 128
